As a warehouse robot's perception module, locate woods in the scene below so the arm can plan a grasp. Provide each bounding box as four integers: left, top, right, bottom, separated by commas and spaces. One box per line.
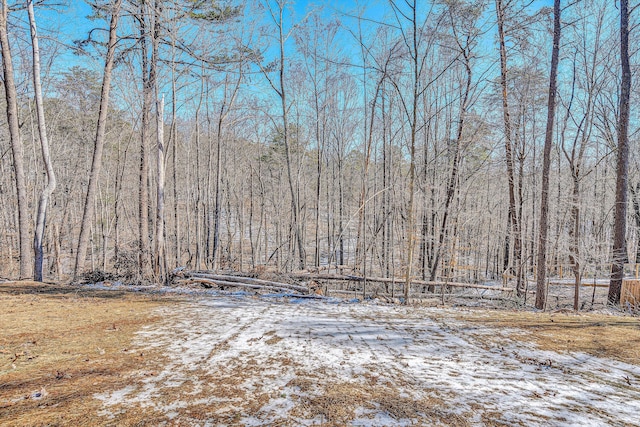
0, 0, 639, 309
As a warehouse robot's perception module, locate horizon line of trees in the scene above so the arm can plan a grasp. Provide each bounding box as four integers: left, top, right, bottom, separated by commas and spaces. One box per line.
1, 0, 639, 310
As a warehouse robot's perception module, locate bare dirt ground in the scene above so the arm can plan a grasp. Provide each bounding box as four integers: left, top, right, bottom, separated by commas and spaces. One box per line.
1, 281, 639, 426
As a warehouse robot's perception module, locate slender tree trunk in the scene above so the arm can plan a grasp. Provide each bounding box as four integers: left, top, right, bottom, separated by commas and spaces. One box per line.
0, 0, 31, 279
282, 103, 304, 270
338, 157, 344, 267
27, 0, 57, 282
631, 183, 640, 264
75, 0, 121, 278
152, 0, 165, 282
276, 4, 304, 270
535, 0, 560, 309
569, 177, 581, 311
211, 73, 240, 269
139, 2, 152, 279
401, 0, 420, 301
211, 105, 222, 270
609, 0, 631, 304
113, 131, 128, 271
194, 68, 204, 269
53, 224, 61, 280
155, 95, 166, 281
310, 50, 323, 269
430, 47, 472, 284
496, 0, 522, 296
355, 23, 385, 273
171, 56, 180, 268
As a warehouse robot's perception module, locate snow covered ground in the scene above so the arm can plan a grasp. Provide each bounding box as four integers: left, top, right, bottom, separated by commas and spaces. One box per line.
95, 295, 640, 426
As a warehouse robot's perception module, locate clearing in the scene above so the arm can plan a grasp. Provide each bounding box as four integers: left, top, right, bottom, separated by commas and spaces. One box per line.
1, 281, 639, 426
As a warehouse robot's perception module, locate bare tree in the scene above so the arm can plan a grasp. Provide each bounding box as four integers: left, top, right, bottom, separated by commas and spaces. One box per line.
631, 181, 640, 264
429, 0, 482, 285
495, 0, 525, 296
155, 92, 166, 281
0, 0, 31, 278
535, 0, 561, 310
254, 0, 306, 270
152, 0, 166, 282
609, 0, 631, 304
386, 0, 441, 299
27, 0, 57, 282
210, 73, 241, 269
137, 0, 154, 279
75, 0, 122, 278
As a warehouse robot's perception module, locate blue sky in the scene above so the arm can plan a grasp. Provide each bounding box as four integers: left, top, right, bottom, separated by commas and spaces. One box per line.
23, 0, 558, 97
32, 1, 385, 67
31, 0, 556, 55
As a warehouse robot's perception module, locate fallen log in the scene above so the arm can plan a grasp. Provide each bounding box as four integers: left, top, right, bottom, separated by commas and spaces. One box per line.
290, 273, 513, 292
186, 271, 309, 294
176, 277, 305, 294
526, 279, 610, 288
292, 265, 355, 274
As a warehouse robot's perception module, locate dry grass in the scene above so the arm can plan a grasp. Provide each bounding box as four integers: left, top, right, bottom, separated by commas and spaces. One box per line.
456, 309, 640, 365
0, 281, 171, 426
2, 281, 638, 426
288, 376, 469, 426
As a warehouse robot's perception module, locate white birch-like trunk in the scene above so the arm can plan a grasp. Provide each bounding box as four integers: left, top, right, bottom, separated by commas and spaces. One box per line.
155, 95, 166, 281
28, 0, 56, 282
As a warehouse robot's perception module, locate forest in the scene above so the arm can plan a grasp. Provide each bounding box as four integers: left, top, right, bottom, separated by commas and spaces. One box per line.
0, 0, 639, 310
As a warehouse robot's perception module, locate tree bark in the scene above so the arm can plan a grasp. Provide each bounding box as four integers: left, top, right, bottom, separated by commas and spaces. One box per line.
631, 183, 640, 264
535, 0, 561, 310
75, 0, 122, 278
28, 0, 57, 282
609, 0, 631, 304
170, 38, 180, 268
153, 0, 165, 282
0, 0, 31, 279
138, 1, 153, 279
155, 94, 166, 281
496, 0, 523, 297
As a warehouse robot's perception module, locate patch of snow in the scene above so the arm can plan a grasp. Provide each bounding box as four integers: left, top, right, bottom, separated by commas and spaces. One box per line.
95, 295, 640, 426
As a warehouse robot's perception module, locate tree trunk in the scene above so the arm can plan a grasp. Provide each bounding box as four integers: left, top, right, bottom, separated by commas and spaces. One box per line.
280, 55, 305, 270
535, 0, 560, 310
569, 176, 580, 311
609, 0, 630, 304
27, 0, 57, 282
155, 95, 166, 282
631, 183, 640, 264
496, 0, 523, 297
212, 74, 240, 269
75, 0, 121, 278
171, 50, 180, 268
152, 0, 165, 282
430, 43, 473, 285
0, 0, 32, 279
138, 1, 152, 279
